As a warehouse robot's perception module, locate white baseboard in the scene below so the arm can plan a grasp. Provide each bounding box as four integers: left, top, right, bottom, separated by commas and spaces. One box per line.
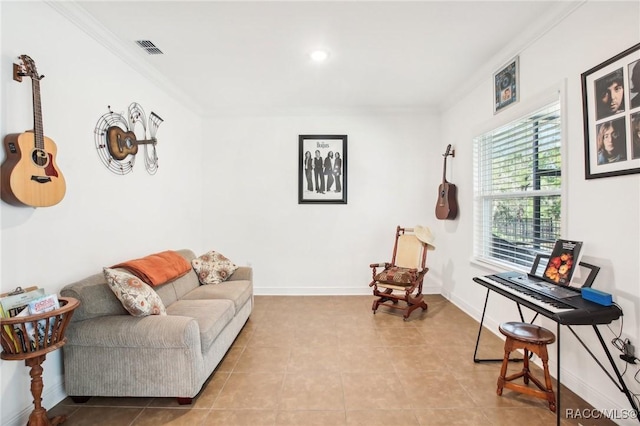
555, 367, 638, 426
254, 285, 441, 296
3, 379, 66, 426
447, 290, 503, 338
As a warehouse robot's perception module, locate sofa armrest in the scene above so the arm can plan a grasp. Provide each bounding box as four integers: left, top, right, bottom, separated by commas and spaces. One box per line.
228, 266, 252, 282
65, 315, 200, 350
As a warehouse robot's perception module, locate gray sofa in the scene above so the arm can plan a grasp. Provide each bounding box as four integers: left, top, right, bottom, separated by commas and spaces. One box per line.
59, 249, 252, 404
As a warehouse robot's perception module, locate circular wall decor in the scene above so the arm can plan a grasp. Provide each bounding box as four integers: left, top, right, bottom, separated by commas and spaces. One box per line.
93, 103, 163, 175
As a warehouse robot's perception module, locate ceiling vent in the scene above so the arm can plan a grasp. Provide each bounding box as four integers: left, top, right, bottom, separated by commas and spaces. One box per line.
135, 40, 163, 55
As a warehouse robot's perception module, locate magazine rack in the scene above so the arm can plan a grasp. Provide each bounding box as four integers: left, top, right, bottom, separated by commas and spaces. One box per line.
0, 296, 79, 426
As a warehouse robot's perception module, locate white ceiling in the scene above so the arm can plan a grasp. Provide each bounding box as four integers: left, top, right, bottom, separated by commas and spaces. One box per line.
60, 1, 580, 115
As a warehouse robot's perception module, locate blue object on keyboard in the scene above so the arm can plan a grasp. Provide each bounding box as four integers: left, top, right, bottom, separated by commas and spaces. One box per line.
581, 287, 613, 306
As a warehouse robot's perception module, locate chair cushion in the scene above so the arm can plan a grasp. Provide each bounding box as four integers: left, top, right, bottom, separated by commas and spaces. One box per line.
374, 267, 417, 285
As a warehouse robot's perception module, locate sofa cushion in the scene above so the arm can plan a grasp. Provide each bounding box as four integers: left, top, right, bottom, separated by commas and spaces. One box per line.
181, 280, 252, 312
153, 280, 179, 308
191, 251, 238, 285
170, 250, 201, 300
166, 299, 235, 352
60, 273, 128, 321
104, 268, 167, 317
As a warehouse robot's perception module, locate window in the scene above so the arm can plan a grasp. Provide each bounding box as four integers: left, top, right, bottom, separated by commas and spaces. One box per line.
473, 100, 562, 271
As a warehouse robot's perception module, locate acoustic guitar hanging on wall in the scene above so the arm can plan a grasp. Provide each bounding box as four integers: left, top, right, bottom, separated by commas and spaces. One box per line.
1, 55, 66, 207
435, 144, 458, 220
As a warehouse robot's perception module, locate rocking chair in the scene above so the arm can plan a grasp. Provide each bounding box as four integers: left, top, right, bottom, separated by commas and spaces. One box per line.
369, 225, 435, 320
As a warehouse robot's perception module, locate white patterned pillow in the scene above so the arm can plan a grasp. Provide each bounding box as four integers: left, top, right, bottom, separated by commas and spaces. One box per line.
191, 251, 238, 285
103, 268, 167, 317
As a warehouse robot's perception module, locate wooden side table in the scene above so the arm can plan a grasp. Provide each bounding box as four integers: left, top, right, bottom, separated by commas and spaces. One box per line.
1, 297, 79, 426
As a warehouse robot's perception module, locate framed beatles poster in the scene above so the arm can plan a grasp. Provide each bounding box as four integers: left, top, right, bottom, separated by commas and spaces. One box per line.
494, 56, 519, 114
582, 43, 640, 179
298, 135, 347, 204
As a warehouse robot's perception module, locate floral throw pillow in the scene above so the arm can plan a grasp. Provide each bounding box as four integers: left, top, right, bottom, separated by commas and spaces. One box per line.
191, 251, 238, 285
103, 268, 167, 317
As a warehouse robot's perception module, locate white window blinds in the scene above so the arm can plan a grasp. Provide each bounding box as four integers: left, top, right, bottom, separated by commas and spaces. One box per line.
473, 100, 562, 270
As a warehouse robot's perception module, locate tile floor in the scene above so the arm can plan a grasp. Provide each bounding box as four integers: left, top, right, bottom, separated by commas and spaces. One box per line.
48, 295, 616, 425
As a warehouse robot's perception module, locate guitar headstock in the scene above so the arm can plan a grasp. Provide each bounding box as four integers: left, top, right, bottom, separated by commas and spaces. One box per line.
14, 55, 43, 82
443, 144, 455, 158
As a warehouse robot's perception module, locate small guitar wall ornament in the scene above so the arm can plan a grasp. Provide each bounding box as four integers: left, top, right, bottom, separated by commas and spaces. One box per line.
94, 103, 163, 175
1, 55, 66, 207
435, 144, 458, 220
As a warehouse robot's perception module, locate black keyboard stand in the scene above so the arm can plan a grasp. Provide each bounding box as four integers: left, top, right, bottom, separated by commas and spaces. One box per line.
472, 257, 639, 425
473, 288, 537, 363
570, 324, 640, 424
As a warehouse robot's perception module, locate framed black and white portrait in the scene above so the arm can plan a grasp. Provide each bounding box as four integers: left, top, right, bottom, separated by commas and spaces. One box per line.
581, 43, 640, 179
298, 135, 347, 204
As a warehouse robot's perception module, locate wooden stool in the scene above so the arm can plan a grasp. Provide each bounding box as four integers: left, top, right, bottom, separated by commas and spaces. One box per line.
497, 322, 557, 412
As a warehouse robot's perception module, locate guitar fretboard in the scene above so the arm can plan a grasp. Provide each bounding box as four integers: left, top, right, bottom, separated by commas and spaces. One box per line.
32, 78, 44, 151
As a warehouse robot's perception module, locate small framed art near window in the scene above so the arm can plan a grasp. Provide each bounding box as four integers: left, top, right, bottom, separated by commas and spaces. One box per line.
494, 56, 519, 114
581, 42, 640, 179
298, 135, 347, 204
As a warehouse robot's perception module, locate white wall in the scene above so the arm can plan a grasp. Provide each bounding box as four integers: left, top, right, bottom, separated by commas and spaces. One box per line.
0, 2, 204, 425
3, 0, 639, 424
202, 111, 440, 295
438, 1, 640, 421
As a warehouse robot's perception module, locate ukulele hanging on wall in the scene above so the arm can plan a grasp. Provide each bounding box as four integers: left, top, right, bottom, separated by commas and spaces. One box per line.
1, 55, 66, 207
435, 144, 458, 220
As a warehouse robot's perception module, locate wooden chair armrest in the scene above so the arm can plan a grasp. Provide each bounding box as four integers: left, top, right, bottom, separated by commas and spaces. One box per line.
370, 263, 382, 282
369, 262, 391, 282
401, 268, 429, 292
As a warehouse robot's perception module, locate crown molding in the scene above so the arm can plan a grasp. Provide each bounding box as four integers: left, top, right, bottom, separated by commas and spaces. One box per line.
202, 104, 438, 118
442, 0, 586, 115
46, 1, 585, 118
45, 1, 204, 115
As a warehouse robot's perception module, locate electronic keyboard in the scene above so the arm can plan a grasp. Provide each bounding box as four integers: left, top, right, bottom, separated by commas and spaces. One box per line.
474, 272, 622, 325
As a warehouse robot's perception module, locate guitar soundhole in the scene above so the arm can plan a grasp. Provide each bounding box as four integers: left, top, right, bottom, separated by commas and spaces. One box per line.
31, 149, 50, 167
117, 133, 135, 150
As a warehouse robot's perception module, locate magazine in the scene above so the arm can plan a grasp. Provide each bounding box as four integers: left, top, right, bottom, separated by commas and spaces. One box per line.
543, 239, 583, 286
0, 303, 21, 352
23, 294, 60, 346
0, 287, 45, 317
0, 287, 43, 351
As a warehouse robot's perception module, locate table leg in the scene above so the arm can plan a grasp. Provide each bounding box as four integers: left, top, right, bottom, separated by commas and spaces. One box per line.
556, 322, 561, 426
25, 355, 66, 426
